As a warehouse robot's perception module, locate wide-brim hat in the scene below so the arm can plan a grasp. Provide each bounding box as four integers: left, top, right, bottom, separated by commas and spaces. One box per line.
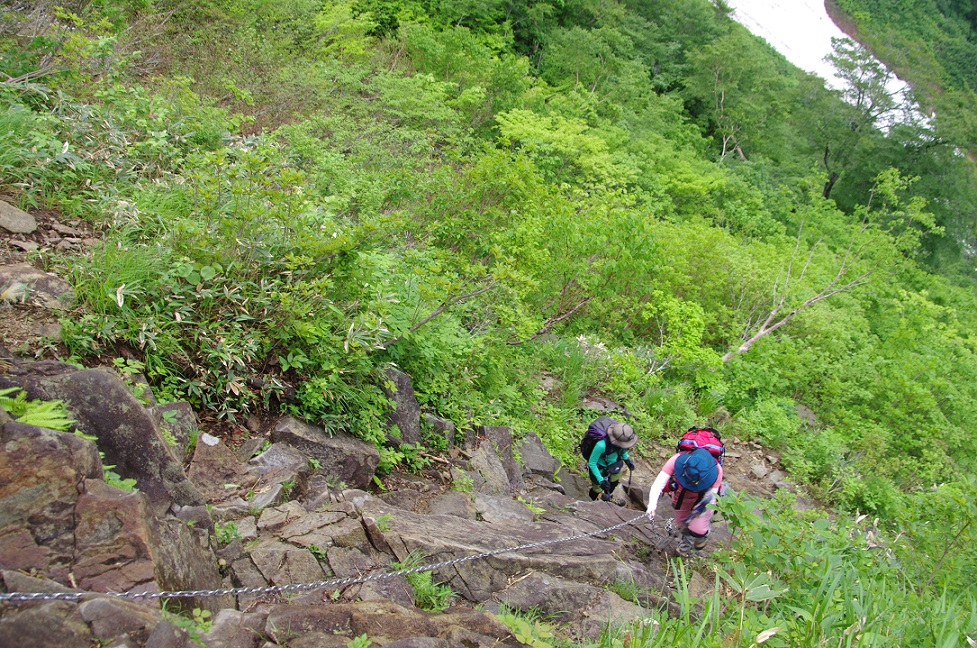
607, 422, 637, 449
674, 448, 718, 491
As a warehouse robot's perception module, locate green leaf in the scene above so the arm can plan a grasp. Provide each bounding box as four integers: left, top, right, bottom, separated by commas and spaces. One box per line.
745, 582, 787, 602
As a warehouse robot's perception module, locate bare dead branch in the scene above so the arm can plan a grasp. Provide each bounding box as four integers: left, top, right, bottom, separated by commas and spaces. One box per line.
2, 60, 57, 85
648, 356, 672, 375
379, 281, 496, 349
723, 270, 871, 362
507, 296, 593, 346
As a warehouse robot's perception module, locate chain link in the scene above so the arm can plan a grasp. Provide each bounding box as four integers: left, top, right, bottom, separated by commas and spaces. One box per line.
0, 511, 652, 603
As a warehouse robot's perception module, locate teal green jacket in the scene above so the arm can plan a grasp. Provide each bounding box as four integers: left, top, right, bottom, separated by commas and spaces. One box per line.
588, 439, 630, 482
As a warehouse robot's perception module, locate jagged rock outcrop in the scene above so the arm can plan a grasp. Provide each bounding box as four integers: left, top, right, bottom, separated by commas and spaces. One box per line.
1, 366, 204, 512
1, 354, 702, 646
0, 419, 226, 612
383, 366, 422, 446
0, 421, 105, 583
271, 415, 379, 490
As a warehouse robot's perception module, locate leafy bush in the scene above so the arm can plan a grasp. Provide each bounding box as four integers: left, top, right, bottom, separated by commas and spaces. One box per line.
635, 491, 977, 647
496, 604, 556, 648
390, 551, 455, 612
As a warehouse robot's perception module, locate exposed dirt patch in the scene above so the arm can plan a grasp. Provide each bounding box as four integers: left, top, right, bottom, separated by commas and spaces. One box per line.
0, 303, 61, 356
0, 197, 101, 265
824, 0, 862, 42
0, 199, 98, 357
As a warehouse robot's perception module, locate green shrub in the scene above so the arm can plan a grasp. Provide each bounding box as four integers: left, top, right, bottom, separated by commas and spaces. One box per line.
496, 604, 556, 648
390, 551, 455, 612
214, 520, 244, 547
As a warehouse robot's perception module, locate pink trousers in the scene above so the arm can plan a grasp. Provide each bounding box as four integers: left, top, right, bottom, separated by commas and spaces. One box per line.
673, 500, 713, 536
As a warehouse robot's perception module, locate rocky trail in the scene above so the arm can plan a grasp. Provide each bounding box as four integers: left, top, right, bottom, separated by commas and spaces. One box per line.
0, 202, 797, 647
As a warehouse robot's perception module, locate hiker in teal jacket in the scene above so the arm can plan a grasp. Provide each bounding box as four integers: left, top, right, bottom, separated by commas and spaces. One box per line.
584, 417, 637, 504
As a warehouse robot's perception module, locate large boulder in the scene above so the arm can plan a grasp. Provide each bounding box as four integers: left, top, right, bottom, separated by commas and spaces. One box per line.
0, 600, 92, 648
271, 415, 379, 490
495, 571, 603, 618
360, 493, 656, 604
517, 432, 558, 480
200, 608, 269, 648
479, 426, 525, 493
78, 596, 164, 645
473, 493, 535, 524
0, 572, 203, 647
188, 432, 259, 503
466, 444, 512, 495
8, 366, 203, 512
573, 590, 650, 641
71, 479, 157, 593
428, 491, 477, 520
249, 442, 312, 500
264, 601, 523, 647
150, 513, 231, 613
0, 422, 102, 583
249, 539, 326, 586
556, 466, 592, 500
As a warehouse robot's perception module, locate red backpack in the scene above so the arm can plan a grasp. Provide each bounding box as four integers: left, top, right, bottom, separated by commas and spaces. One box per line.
676, 427, 725, 465
666, 427, 725, 504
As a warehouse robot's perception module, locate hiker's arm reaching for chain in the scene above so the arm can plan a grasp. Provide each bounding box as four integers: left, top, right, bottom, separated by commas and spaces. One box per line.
646, 469, 671, 518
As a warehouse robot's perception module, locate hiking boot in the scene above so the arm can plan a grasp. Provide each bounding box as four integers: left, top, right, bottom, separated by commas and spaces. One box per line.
599, 492, 627, 507
677, 531, 708, 556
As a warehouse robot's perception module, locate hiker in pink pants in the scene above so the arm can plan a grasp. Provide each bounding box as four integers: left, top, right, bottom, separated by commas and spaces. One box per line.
646, 448, 723, 555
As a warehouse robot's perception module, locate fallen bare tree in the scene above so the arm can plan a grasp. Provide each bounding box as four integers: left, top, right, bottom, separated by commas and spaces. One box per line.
722, 221, 873, 363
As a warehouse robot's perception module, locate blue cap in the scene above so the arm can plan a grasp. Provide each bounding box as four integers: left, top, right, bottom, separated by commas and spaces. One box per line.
674, 448, 718, 492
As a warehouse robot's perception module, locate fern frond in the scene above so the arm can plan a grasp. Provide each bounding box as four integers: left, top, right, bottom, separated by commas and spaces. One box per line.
0, 387, 29, 415
0, 388, 75, 431
17, 408, 75, 431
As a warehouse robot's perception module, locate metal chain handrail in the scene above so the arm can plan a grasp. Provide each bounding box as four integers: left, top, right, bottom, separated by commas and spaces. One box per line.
0, 511, 652, 603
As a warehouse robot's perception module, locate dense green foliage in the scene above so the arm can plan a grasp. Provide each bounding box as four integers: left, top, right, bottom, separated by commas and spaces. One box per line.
601, 489, 977, 647
833, 0, 977, 270
2, 0, 976, 643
